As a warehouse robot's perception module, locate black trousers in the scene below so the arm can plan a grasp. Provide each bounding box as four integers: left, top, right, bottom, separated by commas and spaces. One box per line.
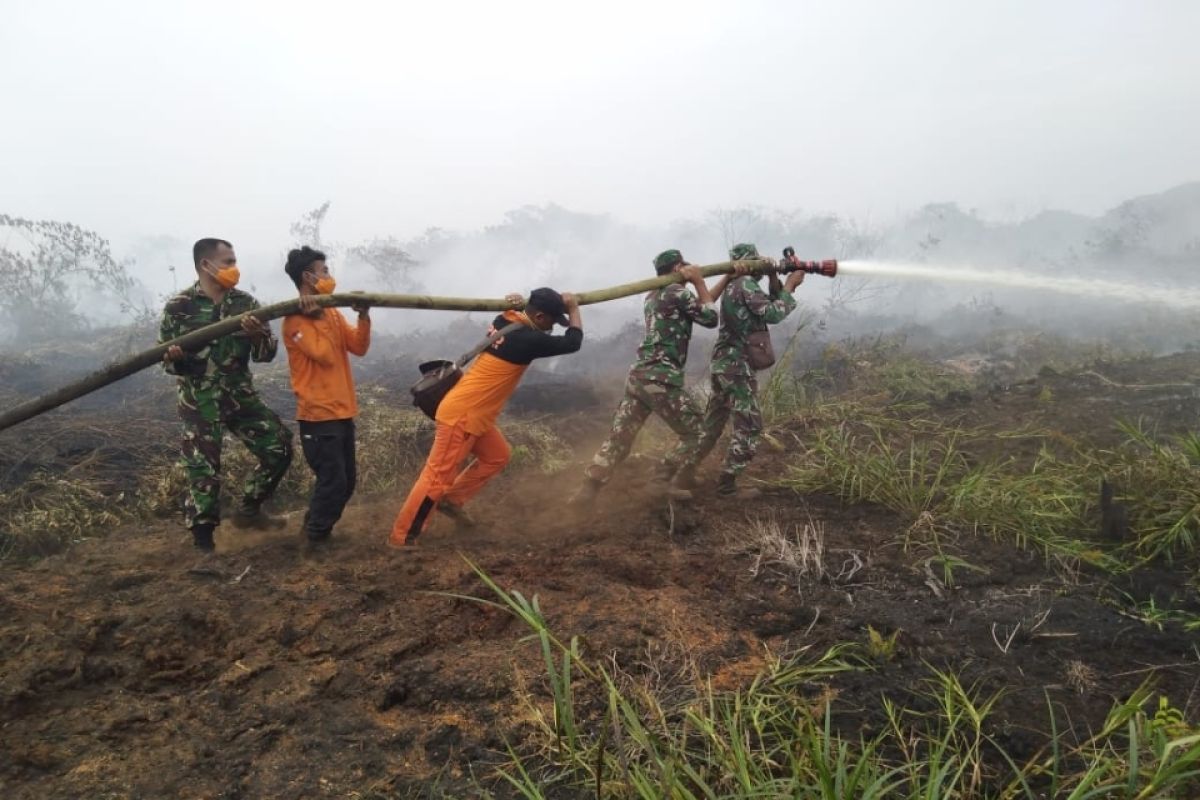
299, 418, 357, 539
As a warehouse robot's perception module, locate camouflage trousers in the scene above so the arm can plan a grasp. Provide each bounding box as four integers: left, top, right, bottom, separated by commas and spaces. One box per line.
585, 377, 704, 484
177, 383, 293, 528
686, 373, 763, 477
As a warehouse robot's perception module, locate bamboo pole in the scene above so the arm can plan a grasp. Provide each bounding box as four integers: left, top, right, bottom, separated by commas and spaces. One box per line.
0, 259, 766, 432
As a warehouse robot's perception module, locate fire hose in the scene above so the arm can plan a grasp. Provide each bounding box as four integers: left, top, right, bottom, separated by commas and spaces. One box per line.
0, 253, 837, 432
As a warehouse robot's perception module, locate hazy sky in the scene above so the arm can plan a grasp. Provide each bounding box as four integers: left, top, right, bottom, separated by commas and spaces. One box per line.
2, 0, 1198, 254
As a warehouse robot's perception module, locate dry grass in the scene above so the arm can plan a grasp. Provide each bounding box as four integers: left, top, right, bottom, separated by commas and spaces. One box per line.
610, 619, 703, 713
0, 395, 569, 562
1065, 660, 1099, 694
726, 512, 838, 593
0, 475, 127, 559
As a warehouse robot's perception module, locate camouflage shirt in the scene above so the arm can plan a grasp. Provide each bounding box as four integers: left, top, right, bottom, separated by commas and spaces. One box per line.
628, 283, 718, 386
711, 276, 796, 378
158, 282, 278, 393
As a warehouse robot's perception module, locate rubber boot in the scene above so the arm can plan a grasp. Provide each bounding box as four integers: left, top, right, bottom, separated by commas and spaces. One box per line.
230, 499, 286, 530
665, 468, 694, 500
670, 466, 698, 491
191, 523, 215, 552
187, 524, 228, 577
569, 477, 603, 507
716, 472, 762, 499
304, 526, 332, 545
437, 501, 477, 529
665, 484, 694, 501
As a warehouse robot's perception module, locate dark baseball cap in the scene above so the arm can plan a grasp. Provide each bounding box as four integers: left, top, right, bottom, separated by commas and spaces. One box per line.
527, 287, 570, 327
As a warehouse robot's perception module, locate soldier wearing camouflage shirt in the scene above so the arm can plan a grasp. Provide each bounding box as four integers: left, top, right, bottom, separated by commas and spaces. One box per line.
682, 242, 805, 497
159, 238, 294, 552
573, 249, 743, 503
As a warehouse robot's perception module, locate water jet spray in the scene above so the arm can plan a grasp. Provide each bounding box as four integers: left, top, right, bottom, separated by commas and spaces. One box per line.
834, 260, 1200, 310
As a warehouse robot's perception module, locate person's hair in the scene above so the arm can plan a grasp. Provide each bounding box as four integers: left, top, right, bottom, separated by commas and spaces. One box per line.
193, 238, 233, 268
284, 246, 327, 288
655, 257, 682, 276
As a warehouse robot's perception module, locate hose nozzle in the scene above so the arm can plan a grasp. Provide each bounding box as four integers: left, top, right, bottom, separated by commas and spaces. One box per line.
780, 247, 838, 277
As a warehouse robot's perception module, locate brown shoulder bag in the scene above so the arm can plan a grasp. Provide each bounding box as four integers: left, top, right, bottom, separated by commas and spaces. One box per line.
746, 329, 776, 370
410, 322, 524, 419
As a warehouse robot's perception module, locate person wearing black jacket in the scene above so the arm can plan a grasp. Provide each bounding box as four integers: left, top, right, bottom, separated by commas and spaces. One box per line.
389, 288, 583, 547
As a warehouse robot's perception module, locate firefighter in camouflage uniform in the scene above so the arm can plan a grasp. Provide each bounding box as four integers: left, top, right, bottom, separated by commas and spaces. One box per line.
573, 249, 746, 504
159, 238, 294, 552
684, 242, 805, 497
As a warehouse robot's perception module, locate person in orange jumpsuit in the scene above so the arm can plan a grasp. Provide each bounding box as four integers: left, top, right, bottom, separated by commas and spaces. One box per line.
390, 288, 583, 547
281, 246, 371, 543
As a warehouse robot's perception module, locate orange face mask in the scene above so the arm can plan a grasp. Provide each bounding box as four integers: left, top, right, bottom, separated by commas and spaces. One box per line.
313, 276, 337, 295
208, 263, 240, 289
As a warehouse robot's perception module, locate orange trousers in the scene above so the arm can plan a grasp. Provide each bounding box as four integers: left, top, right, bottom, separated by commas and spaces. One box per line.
390, 422, 511, 545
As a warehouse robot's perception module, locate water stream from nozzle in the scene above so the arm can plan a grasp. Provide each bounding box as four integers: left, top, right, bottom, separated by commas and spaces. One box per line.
836, 260, 1200, 311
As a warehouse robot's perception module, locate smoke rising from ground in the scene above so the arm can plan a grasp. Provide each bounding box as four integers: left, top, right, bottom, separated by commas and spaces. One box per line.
3, 182, 1200, 358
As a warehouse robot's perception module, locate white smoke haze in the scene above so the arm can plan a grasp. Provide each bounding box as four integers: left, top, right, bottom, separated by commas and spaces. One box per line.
1, 0, 1198, 355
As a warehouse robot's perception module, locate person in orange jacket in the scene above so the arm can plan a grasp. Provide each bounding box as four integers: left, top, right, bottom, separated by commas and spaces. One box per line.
390, 287, 583, 547
282, 246, 371, 543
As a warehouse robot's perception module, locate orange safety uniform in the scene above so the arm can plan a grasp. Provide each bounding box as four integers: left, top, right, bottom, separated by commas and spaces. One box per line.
283, 307, 371, 541
390, 310, 582, 545
282, 309, 371, 421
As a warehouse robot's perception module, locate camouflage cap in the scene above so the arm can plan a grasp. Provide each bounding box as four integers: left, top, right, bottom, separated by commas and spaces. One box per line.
729, 243, 760, 260
652, 249, 684, 271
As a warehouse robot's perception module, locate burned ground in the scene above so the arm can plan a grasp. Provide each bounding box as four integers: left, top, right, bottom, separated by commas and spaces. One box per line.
1, 349, 1199, 798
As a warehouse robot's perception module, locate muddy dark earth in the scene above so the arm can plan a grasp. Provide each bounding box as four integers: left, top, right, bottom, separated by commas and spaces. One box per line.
2, 352, 1200, 798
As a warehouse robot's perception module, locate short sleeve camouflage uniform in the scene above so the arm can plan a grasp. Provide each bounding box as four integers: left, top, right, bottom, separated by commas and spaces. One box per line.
682, 275, 796, 477
158, 283, 293, 529
585, 282, 717, 483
